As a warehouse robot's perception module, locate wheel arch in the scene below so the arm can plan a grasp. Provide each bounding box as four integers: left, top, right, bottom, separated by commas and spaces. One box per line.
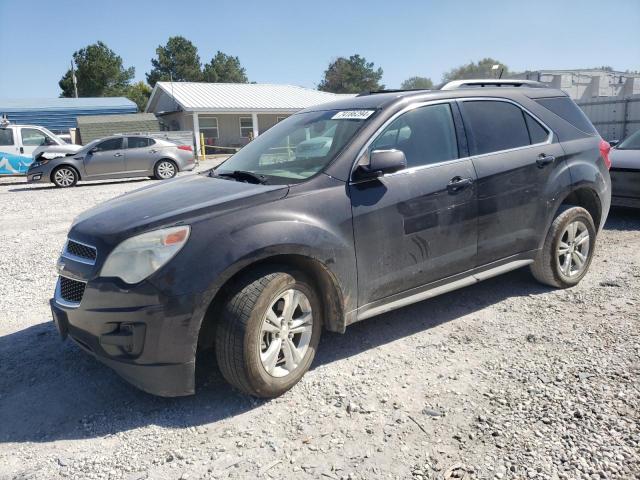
559, 187, 602, 230
196, 252, 347, 353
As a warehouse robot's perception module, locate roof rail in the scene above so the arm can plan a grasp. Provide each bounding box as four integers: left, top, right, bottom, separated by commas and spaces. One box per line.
357, 88, 432, 97
439, 79, 548, 90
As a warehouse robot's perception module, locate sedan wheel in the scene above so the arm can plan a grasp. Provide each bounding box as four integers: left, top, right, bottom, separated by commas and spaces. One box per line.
52, 167, 78, 188
154, 160, 176, 180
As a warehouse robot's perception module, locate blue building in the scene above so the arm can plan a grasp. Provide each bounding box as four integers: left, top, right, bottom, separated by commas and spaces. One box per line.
0, 97, 137, 134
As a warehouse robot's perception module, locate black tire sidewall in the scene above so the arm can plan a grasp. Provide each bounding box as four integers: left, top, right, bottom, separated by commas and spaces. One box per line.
243, 271, 322, 397
550, 209, 596, 287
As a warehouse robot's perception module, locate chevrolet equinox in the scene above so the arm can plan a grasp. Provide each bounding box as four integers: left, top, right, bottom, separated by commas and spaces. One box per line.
51, 81, 612, 397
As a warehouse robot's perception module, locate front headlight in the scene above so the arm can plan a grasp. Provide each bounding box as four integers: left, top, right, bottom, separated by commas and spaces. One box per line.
31, 159, 50, 168
101, 226, 190, 284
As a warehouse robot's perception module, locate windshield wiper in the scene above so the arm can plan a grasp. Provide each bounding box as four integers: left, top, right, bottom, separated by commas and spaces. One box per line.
211, 170, 267, 184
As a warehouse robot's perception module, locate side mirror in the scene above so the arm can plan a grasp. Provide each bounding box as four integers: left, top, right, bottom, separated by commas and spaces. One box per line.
608, 140, 619, 147
354, 149, 407, 180
89, 147, 98, 154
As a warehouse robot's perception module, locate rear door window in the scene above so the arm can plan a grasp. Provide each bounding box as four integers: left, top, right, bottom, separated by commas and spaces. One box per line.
535, 97, 597, 135
524, 113, 550, 144
370, 103, 459, 168
0, 128, 14, 146
126, 137, 151, 149
462, 100, 531, 155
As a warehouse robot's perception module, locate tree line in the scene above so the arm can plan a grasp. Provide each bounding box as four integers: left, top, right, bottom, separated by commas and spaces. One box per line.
59, 36, 513, 110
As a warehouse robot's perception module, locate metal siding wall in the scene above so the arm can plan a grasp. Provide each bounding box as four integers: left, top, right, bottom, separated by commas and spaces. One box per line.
577, 95, 640, 140
2, 106, 137, 134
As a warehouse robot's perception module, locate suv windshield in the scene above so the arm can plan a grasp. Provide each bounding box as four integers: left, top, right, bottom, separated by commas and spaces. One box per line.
214, 110, 372, 184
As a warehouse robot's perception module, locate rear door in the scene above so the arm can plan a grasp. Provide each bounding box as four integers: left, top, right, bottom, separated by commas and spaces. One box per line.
350, 101, 478, 307
459, 99, 566, 265
124, 136, 157, 173
83, 137, 125, 177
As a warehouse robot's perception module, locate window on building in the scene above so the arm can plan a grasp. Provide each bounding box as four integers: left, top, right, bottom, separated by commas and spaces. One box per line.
199, 117, 218, 145
0, 128, 14, 146
240, 117, 254, 138
94, 137, 124, 152
21, 128, 54, 146
276, 116, 288, 123
462, 100, 531, 155
370, 103, 459, 168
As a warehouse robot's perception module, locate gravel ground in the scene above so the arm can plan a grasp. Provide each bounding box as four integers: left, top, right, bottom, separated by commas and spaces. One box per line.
0, 169, 638, 480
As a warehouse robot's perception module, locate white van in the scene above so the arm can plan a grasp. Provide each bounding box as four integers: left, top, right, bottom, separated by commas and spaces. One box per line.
0, 119, 69, 175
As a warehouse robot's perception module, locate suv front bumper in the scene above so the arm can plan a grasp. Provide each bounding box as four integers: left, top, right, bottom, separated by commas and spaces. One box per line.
50, 277, 206, 397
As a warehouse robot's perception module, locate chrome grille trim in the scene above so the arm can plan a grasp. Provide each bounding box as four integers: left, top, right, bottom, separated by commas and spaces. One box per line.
55, 275, 87, 308
62, 238, 97, 265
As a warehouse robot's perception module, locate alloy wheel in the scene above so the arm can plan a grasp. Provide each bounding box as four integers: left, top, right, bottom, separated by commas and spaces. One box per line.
259, 288, 313, 378
54, 168, 75, 187
557, 220, 590, 277
156, 161, 176, 179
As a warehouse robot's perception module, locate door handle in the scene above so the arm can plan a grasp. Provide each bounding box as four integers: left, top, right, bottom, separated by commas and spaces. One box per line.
113, 153, 123, 157
536, 154, 555, 168
447, 176, 473, 192
19, 147, 24, 154
149, 149, 157, 153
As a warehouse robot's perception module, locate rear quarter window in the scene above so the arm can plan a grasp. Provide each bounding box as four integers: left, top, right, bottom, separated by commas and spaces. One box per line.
535, 97, 597, 136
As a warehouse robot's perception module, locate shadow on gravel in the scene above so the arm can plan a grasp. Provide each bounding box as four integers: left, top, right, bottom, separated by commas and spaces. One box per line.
604, 207, 640, 231
0, 268, 552, 444
8, 178, 150, 192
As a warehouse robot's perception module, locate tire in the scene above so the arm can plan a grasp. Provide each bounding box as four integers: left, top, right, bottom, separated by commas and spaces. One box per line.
530, 206, 597, 288
153, 159, 177, 180
51, 166, 78, 188
215, 268, 322, 397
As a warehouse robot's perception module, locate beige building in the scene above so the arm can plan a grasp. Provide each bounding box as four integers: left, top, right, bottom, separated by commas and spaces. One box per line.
145, 82, 351, 156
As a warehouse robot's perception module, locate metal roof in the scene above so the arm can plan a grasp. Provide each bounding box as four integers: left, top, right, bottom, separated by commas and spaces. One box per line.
147, 82, 354, 113
0, 97, 137, 133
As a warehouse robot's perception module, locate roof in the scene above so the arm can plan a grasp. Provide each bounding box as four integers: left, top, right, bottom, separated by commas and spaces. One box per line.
146, 82, 354, 113
76, 113, 157, 125
0, 97, 137, 133
0, 97, 136, 112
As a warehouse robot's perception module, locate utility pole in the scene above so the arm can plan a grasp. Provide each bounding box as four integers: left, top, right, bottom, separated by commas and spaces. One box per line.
71, 60, 78, 98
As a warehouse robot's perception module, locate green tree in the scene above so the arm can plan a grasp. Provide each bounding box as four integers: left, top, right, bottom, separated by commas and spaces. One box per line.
122, 81, 152, 111
400, 76, 434, 89
203, 51, 248, 83
146, 36, 203, 87
442, 58, 509, 83
318, 54, 384, 93
59, 41, 134, 97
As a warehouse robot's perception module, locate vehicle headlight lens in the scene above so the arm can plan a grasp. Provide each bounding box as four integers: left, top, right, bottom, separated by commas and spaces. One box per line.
101, 226, 190, 284
31, 159, 50, 168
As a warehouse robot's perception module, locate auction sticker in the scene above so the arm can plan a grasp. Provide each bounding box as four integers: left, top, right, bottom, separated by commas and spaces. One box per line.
332, 110, 375, 120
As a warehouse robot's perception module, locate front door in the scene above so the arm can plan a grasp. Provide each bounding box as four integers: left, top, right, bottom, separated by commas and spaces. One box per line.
350, 102, 478, 307
458, 99, 566, 265
19, 127, 56, 159
84, 137, 125, 177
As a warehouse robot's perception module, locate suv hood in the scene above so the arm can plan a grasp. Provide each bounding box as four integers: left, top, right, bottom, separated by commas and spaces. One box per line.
71, 174, 288, 243
34, 144, 83, 159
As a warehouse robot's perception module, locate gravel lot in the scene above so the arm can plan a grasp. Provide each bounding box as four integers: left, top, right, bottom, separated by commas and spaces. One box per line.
0, 168, 638, 480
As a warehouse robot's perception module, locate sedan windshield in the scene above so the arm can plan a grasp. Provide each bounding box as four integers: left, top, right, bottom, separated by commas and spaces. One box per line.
213, 110, 372, 184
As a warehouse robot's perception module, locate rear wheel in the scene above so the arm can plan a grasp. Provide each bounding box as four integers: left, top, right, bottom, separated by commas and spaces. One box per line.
51, 166, 78, 188
530, 206, 596, 288
215, 268, 322, 397
154, 160, 177, 180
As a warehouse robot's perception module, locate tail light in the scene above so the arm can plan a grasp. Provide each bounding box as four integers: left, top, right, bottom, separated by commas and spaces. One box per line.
599, 139, 611, 170
177, 145, 193, 152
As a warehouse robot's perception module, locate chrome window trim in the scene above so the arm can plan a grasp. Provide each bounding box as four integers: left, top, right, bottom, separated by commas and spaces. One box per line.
54, 275, 87, 309
62, 238, 97, 266
349, 96, 554, 182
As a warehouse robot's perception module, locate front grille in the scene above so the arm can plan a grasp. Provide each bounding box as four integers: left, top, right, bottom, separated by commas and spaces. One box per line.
65, 240, 97, 262
59, 277, 86, 304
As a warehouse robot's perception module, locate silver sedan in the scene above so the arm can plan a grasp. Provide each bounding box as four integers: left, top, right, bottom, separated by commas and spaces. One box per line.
26, 135, 196, 187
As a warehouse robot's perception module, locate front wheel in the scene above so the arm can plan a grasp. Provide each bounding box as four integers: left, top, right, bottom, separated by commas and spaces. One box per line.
530, 206, 597, 288
51, 166, 78, 188
215, 269, 322, 397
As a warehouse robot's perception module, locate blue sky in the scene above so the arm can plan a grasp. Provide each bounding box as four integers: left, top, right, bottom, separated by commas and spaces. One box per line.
1, 0, 638, 98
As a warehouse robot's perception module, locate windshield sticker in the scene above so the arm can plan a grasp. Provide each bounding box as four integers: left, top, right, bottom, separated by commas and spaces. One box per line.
331, 110, 375, 120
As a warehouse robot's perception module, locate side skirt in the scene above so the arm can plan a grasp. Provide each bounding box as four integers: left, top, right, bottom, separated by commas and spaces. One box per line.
352, 253, 535, 323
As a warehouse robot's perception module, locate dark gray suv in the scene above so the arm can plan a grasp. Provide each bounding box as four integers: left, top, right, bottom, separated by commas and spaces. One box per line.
51, 81, 611, 398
